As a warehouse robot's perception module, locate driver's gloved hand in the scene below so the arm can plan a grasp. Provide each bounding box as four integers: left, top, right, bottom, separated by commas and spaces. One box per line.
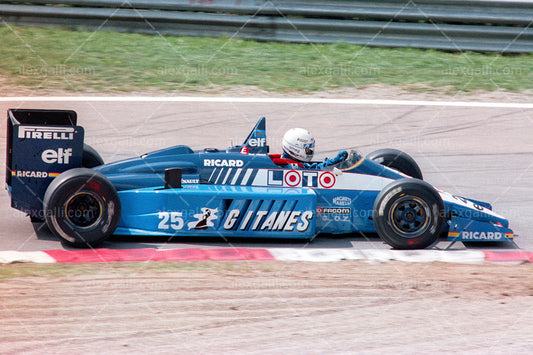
331, 150, 348, 164
303, 150, 348, 169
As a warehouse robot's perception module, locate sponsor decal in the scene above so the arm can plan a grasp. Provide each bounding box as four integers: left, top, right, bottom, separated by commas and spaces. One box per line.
284, 170, 301, 187
319, 171, 336, 188
248, 137, 266, 147
317, 207, 351, 214
204, 159, 244, 167
505, 233, 514, 239
302, 171, 318, 187
19, 126, 75, 140
461, 231, 503, 240
240, 146, 249, 155
41, 148, 72, 164
451, 194, 486, 211
333, 196, 352, 206
181, 179, 200, 184
267, 170, 283, 186
187, 207, 219, 230
223, 209, 313, 232
267, 170, 337, 189
12, 170, 59, 178
158, 212, 184, 231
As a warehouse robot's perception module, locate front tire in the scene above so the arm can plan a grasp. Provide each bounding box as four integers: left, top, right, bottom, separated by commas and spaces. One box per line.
43, 168, 121, 248
367, 149, 423, 180
373, 179, 444, 249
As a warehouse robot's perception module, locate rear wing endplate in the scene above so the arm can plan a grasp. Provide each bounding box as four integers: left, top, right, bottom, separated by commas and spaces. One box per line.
6, 109, 84, 218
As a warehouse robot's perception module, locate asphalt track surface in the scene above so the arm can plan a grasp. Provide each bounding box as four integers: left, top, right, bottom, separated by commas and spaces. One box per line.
1, 98, 531, 252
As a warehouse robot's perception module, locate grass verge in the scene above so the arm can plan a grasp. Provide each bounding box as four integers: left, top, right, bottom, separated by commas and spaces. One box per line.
0, 25, 532, 93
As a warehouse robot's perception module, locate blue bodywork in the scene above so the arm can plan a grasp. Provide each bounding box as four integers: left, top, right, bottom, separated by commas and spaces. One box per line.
93, 117, 513, 242
7, 112, 514, 243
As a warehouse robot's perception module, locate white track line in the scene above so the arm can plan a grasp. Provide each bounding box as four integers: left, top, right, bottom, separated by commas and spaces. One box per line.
0, 96, 532, 108
0, 249, 489, 264
0, 251, 56, 264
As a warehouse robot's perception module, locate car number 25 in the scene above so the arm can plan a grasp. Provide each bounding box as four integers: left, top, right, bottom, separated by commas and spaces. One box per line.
158, 212, 184, 230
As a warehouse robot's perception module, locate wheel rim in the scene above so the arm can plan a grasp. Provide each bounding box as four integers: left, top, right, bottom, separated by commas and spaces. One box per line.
64, 192, 103, 229
388, 195, 431, 238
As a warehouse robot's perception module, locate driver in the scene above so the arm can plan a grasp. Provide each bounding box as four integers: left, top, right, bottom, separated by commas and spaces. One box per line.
280, 128, 348, 169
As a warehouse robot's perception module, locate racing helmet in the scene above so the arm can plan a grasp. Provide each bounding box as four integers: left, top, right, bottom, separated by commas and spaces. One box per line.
282, 128, 315, 162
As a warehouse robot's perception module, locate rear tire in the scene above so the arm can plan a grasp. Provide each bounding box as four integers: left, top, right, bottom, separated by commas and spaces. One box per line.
82, 144, 104, 168
373, 179, 444, 249
43, 168, 121, 248
367, 149, 423, 180
29, 145, 104, 224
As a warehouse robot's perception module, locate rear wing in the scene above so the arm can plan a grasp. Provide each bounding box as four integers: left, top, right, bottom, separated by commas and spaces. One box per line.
6, 109, 84, 218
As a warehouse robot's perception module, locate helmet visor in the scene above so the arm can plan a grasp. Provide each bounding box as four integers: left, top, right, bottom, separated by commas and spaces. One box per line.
303, 142, 315, 160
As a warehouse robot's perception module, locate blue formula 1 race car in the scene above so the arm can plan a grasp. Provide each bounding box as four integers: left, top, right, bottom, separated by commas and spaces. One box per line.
6, 109, 514, 249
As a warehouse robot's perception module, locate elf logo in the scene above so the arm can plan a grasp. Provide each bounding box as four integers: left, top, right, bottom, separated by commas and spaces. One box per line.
248, 137, 266, 147
19, 126, 75, 140
41, 148, 72, 164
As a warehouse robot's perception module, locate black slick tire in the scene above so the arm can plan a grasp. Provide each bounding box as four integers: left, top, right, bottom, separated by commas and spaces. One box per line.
82, 144, 104, 168
373, 178, 445, 249
367, 149, 423, 180
43, 168, 121, 248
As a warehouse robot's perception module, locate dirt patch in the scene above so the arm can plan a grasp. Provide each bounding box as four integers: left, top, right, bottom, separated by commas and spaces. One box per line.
1, 261, 532, 354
